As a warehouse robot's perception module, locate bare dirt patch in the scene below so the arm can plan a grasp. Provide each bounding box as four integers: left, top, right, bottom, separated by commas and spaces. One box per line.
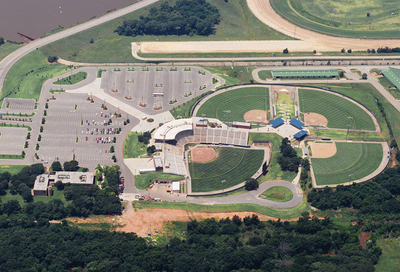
244, 110, 269, 123
309, 142, 337, 158
304, 113, 328, 126
191, 147, 216, 163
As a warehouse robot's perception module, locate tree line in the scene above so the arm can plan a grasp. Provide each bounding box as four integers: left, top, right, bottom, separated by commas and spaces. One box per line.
114, 0, 220, 37
278, 138, 302, 173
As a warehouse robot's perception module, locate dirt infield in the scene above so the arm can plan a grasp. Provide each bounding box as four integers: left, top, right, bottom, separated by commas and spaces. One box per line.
304, 113, 328, 126
191, 147, 216, 163
244, 110, 269, 123
309, 142, 337, 158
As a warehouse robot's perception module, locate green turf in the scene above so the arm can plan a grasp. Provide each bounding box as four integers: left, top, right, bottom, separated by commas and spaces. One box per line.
196, 87, 270, 124
170, 91, 212, 119
0, 165, 29, 175
311, 142, 383, 186
189, 147, 264, 192
258, 70, 273, 80
123, 131, 148, 158
375, 238, 400, 272
299, 88, 376, 131
135, 172, 184, 190
377, 76, 400, 99
53, 72, 88, 85
261, 186, 293, 202
34, 187, 66, 204
309, 129, 383, 142
133, 195, 311, 220
0, 42, 23, 62
39, 0, 291, 63
1, 50, 74, 105
248, 132, 283, 151
1, 190, 25, 206
270, 0, 400, 39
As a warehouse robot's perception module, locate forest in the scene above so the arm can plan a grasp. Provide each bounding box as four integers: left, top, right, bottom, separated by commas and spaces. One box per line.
0, 212, 379, 272
114, 0, 220, 37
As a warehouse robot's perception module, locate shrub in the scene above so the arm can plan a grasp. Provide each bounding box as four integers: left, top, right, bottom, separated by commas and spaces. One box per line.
244, 178, 259, 191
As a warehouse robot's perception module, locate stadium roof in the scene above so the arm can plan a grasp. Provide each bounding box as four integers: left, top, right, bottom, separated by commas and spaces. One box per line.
272, 69, 339, 78
381, 67, 400, 90
290, 118, 304, 129
270, 117, 284, 128
294, 130, 308, 139
154, 119, 193, 141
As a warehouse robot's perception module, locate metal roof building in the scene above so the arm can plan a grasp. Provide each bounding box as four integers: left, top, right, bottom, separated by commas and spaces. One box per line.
272, 69, 339, 79
294, 130, 308, 139
289, 118, 304, 129
381, 67, 400, 91
270, 117, 285, 128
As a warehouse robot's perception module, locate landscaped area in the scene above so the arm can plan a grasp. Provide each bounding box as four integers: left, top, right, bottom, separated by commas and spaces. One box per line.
261, 186, 293, 202
196, 86, 270, 124
123, 131, 148, 158
189, 147, 264, 192
53, 72, 88, 85
135, 172, 184, 190
299, 88, 376, 131
311, 142, 383, 186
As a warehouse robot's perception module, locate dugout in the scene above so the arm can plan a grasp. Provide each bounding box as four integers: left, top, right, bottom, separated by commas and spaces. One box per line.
294, 130, 308, 140
232, 121, 251, 129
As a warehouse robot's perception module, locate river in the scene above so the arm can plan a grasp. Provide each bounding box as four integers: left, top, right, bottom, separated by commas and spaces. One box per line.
0, 0, 137, 42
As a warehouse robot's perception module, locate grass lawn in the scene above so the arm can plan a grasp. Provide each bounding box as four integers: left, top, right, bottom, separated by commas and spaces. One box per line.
39, 0, 291, 63
299, 88, 376, 131
1, 50, 74, 106
248, 132, 283, 151
377, 76, 400, 99
270, 0, 400, 39
1, 190, 25, 206
311, 142, 383, 186
189, 147, 264, 192
67, 221, 119, 231
133, 196, 310, 220
375, 238, 400, 272
123, 131, 148, 158
203, 66, 256, 87
258, 70, 273, 80
53, 72, 88, 85
196, 86, 270, 124
261, 186, 293, 202
0, 42, 23, 62
309, 128, 383, 142
170, 91, 212, 119
135, 172, 184, 190
34, 187, 66, 204
0, 165, 29, 175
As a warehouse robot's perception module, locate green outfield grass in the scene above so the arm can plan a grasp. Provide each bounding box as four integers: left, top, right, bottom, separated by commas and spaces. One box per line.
270, 0, 400, 39
299, 88, 376, 131
123, 131, 147, 158
311, 142, 383, 186
53, 72, 88, 85
309, 129, 383, 142
135, 172, 184, 190
133, 196, 310, 219
196, 87, 270, 124
0, 42, 23, 62
257, 70, 273, 80
189, 147, 264, 192
261, 186, 293, 202
375, 238, 400, 272
1, 50, 74, 106
39, 0, 291, 63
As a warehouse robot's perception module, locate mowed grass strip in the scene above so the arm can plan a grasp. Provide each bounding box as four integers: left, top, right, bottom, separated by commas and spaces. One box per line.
196, 87, 270, 123
311, 142, 383, 186
190, 147, 264, 192
53, 72, 88, 85
299, 88, 375, 131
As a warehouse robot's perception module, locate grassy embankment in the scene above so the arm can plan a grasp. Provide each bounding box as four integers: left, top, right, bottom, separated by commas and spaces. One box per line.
261, 186, 293, 202
53, 72, 88, 85
135, 172, 184, 190
39, 0, 291, 63
0, 42, 23, 62
123, 131, 147, 158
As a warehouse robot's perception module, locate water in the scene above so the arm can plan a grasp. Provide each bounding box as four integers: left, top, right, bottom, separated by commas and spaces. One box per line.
0, 0, 135, 42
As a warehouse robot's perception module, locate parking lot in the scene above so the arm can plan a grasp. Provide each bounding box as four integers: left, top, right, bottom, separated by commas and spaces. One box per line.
100, 66, 216, 115
0, 127, 28, 155
0, 98, 36, 114
38, 92, 138, 169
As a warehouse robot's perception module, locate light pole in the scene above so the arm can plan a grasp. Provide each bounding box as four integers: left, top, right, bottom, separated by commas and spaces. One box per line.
221, 180, 226, 196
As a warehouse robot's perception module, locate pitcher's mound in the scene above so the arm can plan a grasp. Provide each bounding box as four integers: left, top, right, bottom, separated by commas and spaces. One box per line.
192, 147, 216, 163
304, 113, 328, 126
244, 110, 268, 123
309, 142, 337, 158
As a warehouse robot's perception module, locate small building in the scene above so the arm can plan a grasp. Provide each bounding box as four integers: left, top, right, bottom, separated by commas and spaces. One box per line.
33, 175, 53, 196
153, 157, 163, 171
381, 67, 400, 91
155, 143, 162, 152
294, 130, 308, 140
232, 121, 251, 129
290, 118, 304, 129
270, 117, 285, 128
272, 69, 339, 79
172, 181, 180, 193
196, 120, 208, 127
303, 147, 308, 156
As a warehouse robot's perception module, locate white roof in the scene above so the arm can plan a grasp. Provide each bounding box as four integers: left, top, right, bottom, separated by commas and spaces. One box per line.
172, 181, 180, 191
154, 118, 193, 141
154, 157, 163, 168
33, 175, 49, 191
233, 121, 251, 127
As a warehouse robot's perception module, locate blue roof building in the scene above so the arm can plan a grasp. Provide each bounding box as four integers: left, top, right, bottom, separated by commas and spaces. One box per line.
270, 117, 284, 128
290, 118, 304, 129
294, 130, 308, 139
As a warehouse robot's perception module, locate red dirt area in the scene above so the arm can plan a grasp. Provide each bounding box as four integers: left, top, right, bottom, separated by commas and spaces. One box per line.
303, 112, 328, 127
359, 232, 371, 249
191, 147, 216, 163
244, 110, 269, 123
